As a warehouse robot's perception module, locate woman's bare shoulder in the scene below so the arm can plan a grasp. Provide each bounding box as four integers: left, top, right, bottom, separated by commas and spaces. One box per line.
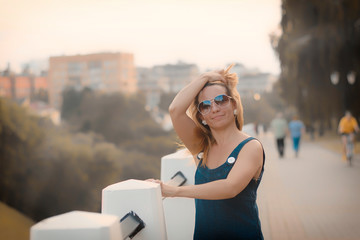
240, 138, 263, 158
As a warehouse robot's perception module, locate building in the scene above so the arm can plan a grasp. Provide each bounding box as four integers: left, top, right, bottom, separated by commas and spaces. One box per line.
48, 52, 137, 109
0, 68, 59, 125
137, 61, 199, 109
0, 76, 12, 98
231, 63, 277, 99
136, 67, 161, 110
152, 61, 199, 93
237, 72, 277, 98
0, 71, 48, 100
29, 101, 61, 125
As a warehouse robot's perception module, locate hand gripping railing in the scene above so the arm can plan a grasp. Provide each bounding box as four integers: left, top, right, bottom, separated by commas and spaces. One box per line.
119, 171, 187, 239
166, 171, 187, 187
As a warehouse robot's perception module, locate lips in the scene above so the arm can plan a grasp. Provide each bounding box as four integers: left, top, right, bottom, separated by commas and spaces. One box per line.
211, 114, 225, 120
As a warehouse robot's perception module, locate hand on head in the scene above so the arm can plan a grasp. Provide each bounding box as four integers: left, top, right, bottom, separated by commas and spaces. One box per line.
200, 64, 238, 90
200, 71, 225, 83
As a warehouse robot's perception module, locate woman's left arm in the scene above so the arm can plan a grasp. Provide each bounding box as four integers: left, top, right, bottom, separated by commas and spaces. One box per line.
160, 140, 264, 200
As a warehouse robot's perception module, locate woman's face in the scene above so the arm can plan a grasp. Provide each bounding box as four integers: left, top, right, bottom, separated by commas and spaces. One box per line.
198, 85, 235, 129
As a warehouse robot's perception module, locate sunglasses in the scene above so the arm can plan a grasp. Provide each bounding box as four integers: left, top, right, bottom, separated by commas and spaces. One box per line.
197, 94, 232, 115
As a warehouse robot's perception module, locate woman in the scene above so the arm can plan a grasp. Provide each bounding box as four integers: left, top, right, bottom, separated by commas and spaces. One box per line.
151, 65, 264, 239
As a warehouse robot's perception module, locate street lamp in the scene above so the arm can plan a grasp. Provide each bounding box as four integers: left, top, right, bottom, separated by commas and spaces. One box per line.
330, 70, 357, 114
330, 70, 357, 85
330, 71, 339, 85
253, 93, 261, 101
347, 71, 356, 85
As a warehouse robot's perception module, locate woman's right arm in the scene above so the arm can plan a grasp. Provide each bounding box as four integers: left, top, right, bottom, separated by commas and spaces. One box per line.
169, 72, 223, 154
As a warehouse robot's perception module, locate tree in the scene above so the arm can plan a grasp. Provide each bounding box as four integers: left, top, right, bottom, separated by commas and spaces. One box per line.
61, 87, 92, 122
273, 0, 360, 127
158, 91, 177, 112
61, 88, 175, 146
31, 89, 49, 103
1, 92, 177, 221
0, 97, 45, 214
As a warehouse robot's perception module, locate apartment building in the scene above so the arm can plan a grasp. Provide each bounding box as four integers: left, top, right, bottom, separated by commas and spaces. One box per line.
0, 76, 12, 98
231, 63, 277, 99
137, 62, 199, 109
0, 75, 48, 99
152, 62, 199, 93
48, 52, 137, 108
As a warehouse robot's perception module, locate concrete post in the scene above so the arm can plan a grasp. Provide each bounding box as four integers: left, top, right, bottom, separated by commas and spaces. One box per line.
30, 211, 122, 240
102, 179, 167, 240
161, 148, 196, 240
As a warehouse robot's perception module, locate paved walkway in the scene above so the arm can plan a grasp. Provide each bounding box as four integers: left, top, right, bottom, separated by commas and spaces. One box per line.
257, 132, 360, 240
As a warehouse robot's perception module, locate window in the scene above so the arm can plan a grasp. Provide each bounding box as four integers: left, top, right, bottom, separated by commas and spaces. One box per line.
68, 62, 84, 75
88, 61, 102, 69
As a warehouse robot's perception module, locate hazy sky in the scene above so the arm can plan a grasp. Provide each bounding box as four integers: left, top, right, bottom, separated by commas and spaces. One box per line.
0, 0, 281, 74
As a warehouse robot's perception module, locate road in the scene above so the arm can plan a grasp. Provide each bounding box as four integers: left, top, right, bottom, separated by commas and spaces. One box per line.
257, 132, 360, 240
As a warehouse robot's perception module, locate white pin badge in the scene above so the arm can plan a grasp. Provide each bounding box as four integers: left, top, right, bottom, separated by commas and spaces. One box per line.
227, 157, 236, 164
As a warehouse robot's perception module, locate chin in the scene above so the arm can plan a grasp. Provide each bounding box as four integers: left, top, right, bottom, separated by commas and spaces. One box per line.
209, 120, 233, 129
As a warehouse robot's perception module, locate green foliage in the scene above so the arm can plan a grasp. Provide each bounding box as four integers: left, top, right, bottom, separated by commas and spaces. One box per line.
0, 89, 178, 222
158, 91, 177, 112
31, 89, 49, 103
0, 98, 45, 217
62, 88, 169, 144
61, 87, 92, 121
29, 130, 127, 219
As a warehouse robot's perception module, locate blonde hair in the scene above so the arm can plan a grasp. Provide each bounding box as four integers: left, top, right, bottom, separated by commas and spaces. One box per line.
189, 64, 244, 166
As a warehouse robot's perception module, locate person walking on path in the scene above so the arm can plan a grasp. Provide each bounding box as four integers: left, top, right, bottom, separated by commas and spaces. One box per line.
338, 111, 359, 161
148, 64, 265, 239
270, 112, 287, 158
288, 116, 305, 157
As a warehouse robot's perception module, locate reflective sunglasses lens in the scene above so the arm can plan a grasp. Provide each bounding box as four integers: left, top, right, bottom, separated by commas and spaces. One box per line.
214, 95, 230, 106
198, 100, 211, 114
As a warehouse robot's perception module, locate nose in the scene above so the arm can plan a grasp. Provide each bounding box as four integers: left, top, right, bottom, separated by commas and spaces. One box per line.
210, 101, 220, 112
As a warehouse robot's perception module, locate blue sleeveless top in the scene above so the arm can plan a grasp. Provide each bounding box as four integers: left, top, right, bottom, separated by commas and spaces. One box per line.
194, 137, 264, 240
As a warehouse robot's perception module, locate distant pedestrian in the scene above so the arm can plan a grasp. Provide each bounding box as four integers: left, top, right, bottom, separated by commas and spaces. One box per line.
270, 112, 287, 158
289, 116, 305, 157
338, 111, 359, 161
254, 121, 259, 136
307, 124, 315, 140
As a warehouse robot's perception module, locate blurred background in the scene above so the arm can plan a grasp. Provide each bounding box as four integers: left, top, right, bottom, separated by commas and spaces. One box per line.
1, 0, 360, 239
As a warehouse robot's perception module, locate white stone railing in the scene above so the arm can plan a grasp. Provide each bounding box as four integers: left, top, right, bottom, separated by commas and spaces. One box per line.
30, 149, 196, 240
